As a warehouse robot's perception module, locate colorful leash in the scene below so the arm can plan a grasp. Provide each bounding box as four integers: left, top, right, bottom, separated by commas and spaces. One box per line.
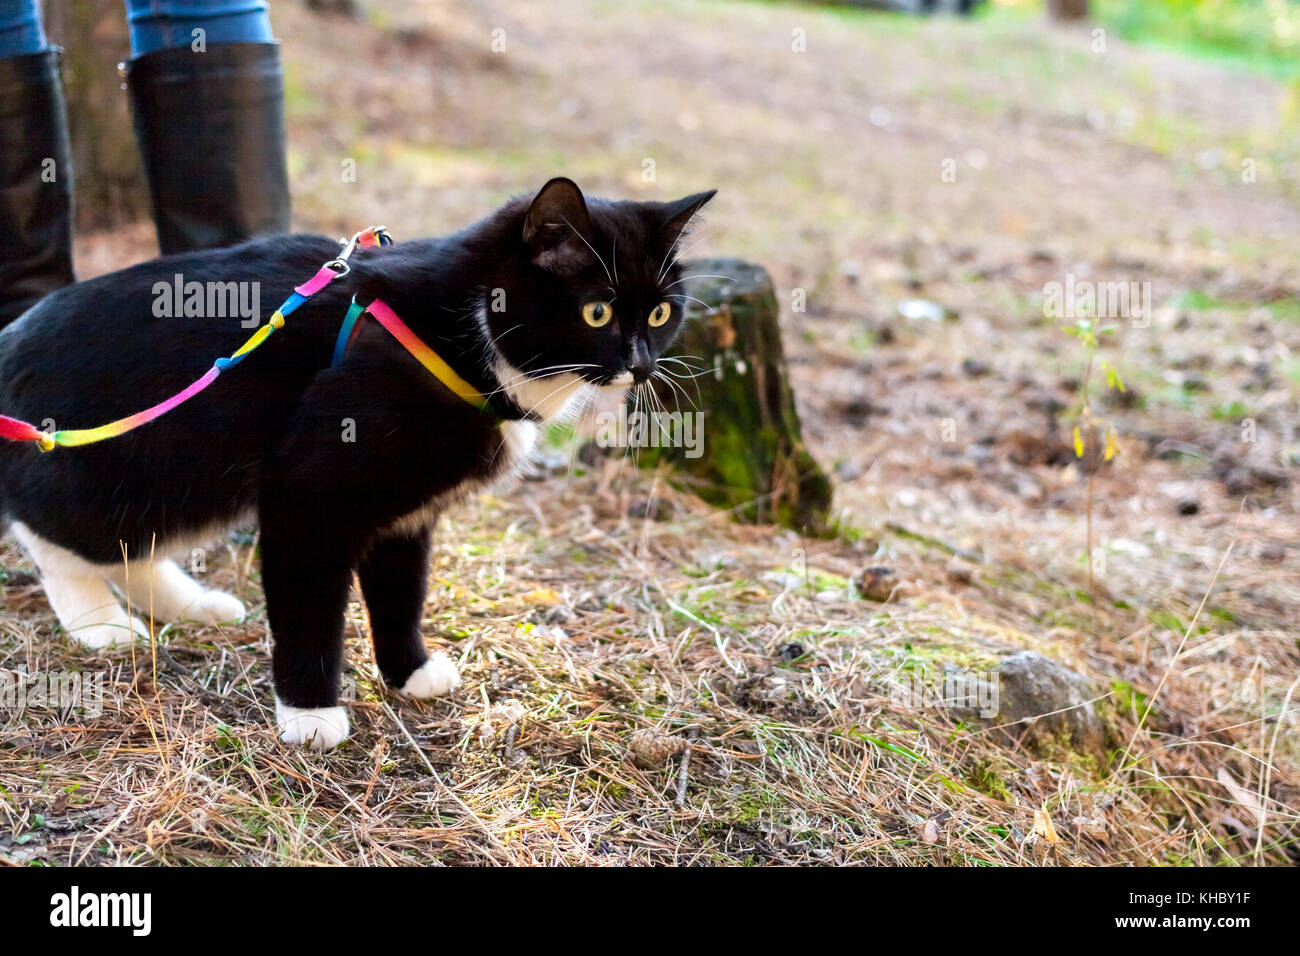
0, 226, 391, 452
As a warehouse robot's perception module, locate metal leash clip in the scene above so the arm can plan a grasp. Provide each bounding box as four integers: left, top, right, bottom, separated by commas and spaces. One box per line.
324, 225, 391, 278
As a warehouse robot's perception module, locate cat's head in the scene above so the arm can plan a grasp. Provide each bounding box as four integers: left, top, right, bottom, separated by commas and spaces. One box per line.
484, 178, 715, 397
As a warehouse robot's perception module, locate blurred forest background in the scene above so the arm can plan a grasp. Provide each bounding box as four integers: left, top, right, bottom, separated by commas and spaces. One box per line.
2, 0, 1297, 866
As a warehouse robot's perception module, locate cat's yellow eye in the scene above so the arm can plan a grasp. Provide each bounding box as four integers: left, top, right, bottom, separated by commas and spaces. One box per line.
582, 301, 614, 328
648, 301, 672, 327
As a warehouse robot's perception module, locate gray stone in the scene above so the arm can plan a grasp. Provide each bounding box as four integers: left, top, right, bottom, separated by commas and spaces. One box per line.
957, 651, 1110, 758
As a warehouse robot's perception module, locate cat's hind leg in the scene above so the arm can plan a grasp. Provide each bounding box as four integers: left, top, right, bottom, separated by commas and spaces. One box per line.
104, 558, 246, 627
10, 523, 150, 649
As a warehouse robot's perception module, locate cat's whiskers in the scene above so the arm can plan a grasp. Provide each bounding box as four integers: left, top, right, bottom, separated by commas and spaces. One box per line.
666, 293, 714, 313
646, 374, 668, 419
565, 385, 602, 485
658, 355, 708, 373
653, 368, 697, 412
614, 379, 642, 484
498, 362, 599, 380
632, 381, 649, 468
472, 295, 617, 424
657, 226, 716, 284
657, 365, 712, 382
641, 379, 670, 464
484, 368, 596, 471
561, 215, 615, 289
661, 273, 733, 290
514, 364, 596, 420
632, 379, 667, 471
484, 362, 600, 399
657, 372, 710, 384
655, 356, 707, 407
482, 322, 524, 352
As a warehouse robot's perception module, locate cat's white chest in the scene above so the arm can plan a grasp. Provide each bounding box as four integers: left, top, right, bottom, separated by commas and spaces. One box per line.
498, 418, 540, 474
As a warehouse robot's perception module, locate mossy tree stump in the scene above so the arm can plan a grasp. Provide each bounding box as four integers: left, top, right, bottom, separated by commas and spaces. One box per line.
644, 257, 832, 533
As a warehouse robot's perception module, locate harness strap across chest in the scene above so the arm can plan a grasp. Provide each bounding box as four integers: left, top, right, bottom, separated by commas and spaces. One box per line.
331, 297, 497, 419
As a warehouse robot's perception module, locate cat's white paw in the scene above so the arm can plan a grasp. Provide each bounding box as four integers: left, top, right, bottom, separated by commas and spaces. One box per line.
276, 700, 349, 751
181, 590, 246, 626
71, 613, 151, 650
398, 653, 460, 699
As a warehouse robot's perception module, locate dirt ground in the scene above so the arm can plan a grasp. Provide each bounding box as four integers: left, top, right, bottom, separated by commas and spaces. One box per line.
1, 0, 1297, 865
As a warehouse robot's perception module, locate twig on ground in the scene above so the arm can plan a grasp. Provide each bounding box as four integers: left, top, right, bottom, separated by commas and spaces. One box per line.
675, 727, 699, 809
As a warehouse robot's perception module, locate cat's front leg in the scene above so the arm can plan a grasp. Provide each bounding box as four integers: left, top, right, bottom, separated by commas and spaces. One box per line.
258, 497, 354, 751
357, 525, 459, 699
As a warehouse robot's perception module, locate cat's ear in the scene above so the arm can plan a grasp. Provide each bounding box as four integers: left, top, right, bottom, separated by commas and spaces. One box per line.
522, 177, 594, 274
661, 189, 717, 242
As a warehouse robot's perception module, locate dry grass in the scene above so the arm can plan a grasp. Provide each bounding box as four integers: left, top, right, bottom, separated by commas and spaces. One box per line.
2, 0, 1298, 866
2, 464, 1295, 865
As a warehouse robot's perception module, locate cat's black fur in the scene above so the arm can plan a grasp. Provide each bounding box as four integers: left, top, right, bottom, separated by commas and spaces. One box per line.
0, 179, 714, 740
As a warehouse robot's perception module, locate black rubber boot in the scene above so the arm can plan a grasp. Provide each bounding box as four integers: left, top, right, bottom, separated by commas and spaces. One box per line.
125, 42, 291, 255
0, 49, 75, 328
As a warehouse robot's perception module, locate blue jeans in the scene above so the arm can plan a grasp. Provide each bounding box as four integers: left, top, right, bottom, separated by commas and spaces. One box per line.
0, 0, 273, 59
0, 0, 44, 56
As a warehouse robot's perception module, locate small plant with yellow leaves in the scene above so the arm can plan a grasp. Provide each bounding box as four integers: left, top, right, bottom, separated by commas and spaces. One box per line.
1063, 317, 1126, 465
1062, 317, 1126, 641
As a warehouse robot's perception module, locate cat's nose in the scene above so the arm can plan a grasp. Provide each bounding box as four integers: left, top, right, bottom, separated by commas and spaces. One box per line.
629, 339, 654, 383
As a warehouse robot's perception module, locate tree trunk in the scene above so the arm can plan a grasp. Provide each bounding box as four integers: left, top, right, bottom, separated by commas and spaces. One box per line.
305, 0, 363, 18
643, 257, 833, 534
45, 1, 150, 230
1047, 0, 1088, 21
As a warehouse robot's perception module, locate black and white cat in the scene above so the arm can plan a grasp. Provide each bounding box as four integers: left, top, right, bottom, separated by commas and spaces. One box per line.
0, 178, 714, 749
